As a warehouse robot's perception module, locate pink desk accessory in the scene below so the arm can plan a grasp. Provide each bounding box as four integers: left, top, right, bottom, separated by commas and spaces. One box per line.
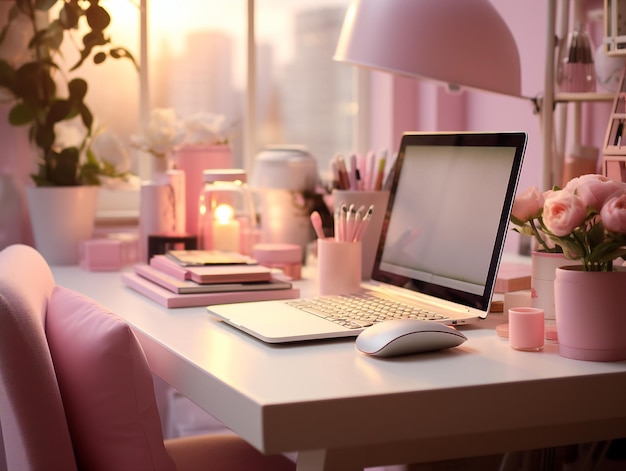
253, 243, 302, 280
508, 307, 545, 351
311, 206, 362, 295
328, 190, 389, 279
317, 238, 361, 296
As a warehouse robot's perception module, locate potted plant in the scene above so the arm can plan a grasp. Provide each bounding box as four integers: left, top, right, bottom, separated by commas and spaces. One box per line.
0, 0, 136, 185
511, 174, 626, 361
0, 0, 136, 264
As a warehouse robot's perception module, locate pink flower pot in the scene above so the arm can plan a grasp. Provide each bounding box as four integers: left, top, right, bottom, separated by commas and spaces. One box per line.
554, 266, 626, 361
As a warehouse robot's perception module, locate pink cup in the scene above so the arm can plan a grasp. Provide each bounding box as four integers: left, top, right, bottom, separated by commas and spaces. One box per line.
317, 239, 362, 296
508, 307, 544, 351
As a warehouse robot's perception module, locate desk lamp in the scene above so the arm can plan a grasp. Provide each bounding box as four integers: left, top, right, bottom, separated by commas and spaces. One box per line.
333, 0, 522, 98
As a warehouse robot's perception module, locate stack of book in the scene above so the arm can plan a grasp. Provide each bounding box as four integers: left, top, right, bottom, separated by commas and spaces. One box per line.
122, 251, 300, 308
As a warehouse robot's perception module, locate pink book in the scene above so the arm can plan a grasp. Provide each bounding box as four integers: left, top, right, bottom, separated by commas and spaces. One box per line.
149, 255, 272, 284
121, 272, 300, 308
134, 264, 292, 294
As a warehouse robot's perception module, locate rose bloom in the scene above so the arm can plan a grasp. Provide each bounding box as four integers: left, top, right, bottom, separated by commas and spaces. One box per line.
543, 190, 586, 237
600, 192, 626, 234
511, 186, 544, 222
564, 174, 625, 211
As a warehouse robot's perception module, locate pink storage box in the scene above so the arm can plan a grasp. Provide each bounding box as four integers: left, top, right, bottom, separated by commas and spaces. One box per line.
253, 243, 302, 280
80, 234, 139, 271
80, 239, 123, 271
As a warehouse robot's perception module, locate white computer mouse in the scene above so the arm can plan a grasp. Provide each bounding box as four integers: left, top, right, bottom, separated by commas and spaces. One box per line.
355, 319, 467, 357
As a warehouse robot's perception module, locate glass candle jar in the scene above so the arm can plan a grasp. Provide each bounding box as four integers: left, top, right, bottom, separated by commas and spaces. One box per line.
198, 169, 257, 255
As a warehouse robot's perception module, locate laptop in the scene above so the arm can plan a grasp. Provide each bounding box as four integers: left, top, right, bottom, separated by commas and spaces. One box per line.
208, 131, 527, 343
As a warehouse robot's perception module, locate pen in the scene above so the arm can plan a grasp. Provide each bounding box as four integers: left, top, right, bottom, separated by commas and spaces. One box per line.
353, 205, 374, 241
348, 153, 358, 190
336, 154, 351, 190
330, 160, 340, 189
351, 205, 365, 241
355, 168, 363, 191
310, 211, 326, 240
340, 203, 349, 241
374, 151, 387, 191
346, 204, 356, 242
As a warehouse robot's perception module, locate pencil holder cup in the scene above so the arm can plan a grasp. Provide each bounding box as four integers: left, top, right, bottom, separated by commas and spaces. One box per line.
331, 190, 390, 280
317, 239, 362, 296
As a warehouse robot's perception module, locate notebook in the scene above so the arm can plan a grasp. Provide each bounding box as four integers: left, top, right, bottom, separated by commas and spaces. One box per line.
207, 131, 527, 343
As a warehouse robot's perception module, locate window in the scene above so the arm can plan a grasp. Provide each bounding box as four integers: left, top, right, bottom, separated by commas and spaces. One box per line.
255, 0, 356, 177
98, 0, 358, 179
84, 0, 364, 219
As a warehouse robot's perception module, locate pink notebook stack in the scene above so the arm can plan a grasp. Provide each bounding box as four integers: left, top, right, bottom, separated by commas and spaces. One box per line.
122, 254, 300, 308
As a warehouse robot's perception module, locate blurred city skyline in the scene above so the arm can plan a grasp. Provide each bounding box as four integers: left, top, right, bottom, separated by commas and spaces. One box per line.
150, 3, 354, 174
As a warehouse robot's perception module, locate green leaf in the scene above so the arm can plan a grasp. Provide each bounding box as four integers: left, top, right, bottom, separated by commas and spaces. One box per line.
34, 122, 55, 151
93, 51, 107, 64
86, 4, 111, 31
47, 99, 73, 123
79, 102, 93, 130
78, 161, 101, 185
59, 3, 80, 30
586, 220, 605, 249
0, 59, 16, 91
68, 78, 88, 101
8, 102, 35, 125
71, 30, 108, 70
109, 47, 139, 71
550, 235, 584, 260
49, 148, 80, 186
14, 62, 57, 105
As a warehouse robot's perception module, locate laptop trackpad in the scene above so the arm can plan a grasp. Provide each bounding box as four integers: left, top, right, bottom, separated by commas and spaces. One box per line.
210, 302, 356, 343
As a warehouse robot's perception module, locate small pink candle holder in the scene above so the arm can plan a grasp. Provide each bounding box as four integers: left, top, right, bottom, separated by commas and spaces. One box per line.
508, 307, 544, 351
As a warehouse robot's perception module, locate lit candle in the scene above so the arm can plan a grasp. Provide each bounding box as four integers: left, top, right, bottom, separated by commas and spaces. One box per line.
212, 204, 240, 253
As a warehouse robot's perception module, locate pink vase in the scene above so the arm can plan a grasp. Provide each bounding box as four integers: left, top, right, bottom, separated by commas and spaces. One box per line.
175, 145, 233, 235
554, 266, 626, 361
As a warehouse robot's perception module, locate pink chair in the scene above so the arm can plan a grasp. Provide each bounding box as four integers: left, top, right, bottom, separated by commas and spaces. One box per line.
0, 244, 294, 471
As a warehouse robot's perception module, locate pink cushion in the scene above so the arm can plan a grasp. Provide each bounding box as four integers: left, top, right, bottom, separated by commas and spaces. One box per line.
45, 286, 176, 471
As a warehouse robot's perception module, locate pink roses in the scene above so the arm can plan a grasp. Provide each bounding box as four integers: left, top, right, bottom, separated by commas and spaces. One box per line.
542, 190, 586, 237
511, 174, 626, 271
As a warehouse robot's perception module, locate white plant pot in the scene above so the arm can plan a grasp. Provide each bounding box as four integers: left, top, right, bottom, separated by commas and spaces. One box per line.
531, 251, 577, 322
26, 185, 99, 265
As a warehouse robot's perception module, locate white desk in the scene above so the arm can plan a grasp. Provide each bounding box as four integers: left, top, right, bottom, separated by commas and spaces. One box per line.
52, 266, 626, 471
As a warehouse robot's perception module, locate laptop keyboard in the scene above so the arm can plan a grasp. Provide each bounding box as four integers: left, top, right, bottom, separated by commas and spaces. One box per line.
286, 292, 450, 329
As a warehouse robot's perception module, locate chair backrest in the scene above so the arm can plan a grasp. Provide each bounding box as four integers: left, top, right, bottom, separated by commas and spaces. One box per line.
0, 244, 77, 471
0, 244, 176, 471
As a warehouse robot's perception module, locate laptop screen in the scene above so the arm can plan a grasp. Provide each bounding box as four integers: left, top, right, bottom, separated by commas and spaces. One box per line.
372, 132, 526, 313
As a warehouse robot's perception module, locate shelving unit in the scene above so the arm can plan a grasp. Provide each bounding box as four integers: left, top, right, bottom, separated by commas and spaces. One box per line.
602, 67, 626, 180
601, 0, 626, 182
541, 0, 616, 189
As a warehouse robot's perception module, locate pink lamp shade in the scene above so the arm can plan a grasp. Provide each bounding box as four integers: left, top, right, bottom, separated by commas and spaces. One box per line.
334, 0, 522, 98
